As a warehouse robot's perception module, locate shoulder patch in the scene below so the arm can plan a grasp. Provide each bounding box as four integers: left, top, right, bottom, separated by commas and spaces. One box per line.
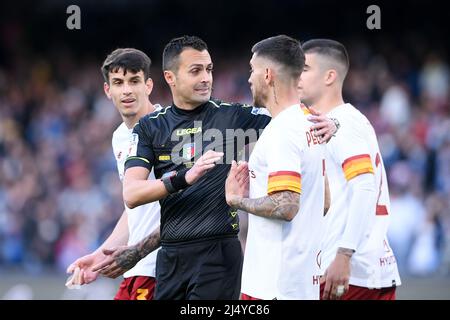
251, 107, 265, 115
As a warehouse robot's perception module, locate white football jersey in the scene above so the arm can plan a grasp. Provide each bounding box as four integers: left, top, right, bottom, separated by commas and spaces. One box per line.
241, 104, 326, 300
111, 107, 161, 278
321, 103, 401, 288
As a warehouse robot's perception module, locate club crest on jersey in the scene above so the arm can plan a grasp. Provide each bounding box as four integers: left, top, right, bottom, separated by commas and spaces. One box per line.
182, 142, 196, 160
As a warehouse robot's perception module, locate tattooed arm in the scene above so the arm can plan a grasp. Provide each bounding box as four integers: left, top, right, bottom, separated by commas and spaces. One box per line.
228, 191, 300, 221
91, 227, 161, 279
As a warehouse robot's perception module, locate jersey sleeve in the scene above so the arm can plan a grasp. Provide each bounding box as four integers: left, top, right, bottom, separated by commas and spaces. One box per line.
265, 124, 302, 195
330, 122, 374, 181
124, 119, 155, 171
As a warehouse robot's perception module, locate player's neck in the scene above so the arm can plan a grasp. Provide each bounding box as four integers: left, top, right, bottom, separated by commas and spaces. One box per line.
267, 88, 299, 118
313, 91, 344, 114
123, 101, 155, 129
172, 96, 201, 111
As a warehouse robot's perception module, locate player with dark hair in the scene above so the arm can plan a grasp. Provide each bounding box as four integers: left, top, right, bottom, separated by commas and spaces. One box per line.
225, 35, 329, 299
67, 48, 161, 300
299, 39, 401, 300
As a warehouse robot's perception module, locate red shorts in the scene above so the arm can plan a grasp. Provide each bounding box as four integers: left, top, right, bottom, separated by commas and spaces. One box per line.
320, 283, 396, 300
114, 276, 156, 300
241, 293, 261, 300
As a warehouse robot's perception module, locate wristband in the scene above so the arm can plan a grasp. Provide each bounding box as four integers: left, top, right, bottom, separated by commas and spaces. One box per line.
161, 173, 177, 193
161, 168, 190, 194
171, 168, 190, 191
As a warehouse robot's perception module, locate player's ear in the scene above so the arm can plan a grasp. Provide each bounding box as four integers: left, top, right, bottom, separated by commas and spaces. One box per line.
265, 68, 274, 86
145, 78, 153, 96
324, 69, 337, 86
104, 82, 112, 99
164, 70, 176, 87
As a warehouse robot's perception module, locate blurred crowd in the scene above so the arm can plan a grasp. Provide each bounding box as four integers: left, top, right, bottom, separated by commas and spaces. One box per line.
0, 39, 449, 278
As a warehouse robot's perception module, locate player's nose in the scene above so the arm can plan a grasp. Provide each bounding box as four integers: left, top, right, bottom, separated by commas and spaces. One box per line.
122, 82, 133, 94
200, 69, 212, 83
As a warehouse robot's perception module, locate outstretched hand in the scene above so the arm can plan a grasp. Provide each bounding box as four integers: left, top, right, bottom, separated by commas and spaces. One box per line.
66, 252, 104, 285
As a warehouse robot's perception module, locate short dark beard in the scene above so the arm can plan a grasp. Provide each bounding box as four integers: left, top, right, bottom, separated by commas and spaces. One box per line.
252, 86, 267, 108
252, 97, 264, 108
299, 94, 314, 107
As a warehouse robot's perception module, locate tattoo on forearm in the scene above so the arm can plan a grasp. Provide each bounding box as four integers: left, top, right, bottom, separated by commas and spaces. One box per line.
116, 248, 142, 270
116, 228, 161, 271
337, 247, 355, 258
136, 228, 161, 260
236, 191, 299, 221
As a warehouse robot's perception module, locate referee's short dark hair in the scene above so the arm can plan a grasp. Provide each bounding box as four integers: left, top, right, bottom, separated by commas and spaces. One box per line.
163, 35, 208, 72
252, 35, 305, 80
101, 48, 151, 83
302, 39, 349, 78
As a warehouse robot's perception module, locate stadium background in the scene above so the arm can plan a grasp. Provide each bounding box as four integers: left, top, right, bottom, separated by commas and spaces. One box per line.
1, 0, 450, 299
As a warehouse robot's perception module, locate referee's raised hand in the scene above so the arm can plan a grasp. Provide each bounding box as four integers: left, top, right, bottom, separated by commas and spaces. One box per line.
185, 150, 224, 185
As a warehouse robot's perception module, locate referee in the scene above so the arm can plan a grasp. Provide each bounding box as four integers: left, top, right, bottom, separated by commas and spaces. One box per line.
95, 36, 336, 300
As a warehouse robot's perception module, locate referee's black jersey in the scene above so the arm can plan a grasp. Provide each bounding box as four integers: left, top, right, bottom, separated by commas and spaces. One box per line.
125, 99, 271, 243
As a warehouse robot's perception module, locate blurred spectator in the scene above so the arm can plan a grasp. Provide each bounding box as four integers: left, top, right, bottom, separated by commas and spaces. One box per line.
420, 54, 449, 110
380, 84, 411, 127
387, 162, 426, 275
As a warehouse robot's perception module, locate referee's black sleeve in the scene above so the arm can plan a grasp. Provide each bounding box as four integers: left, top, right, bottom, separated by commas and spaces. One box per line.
124, 119, 155, 171
233, 103, 271, 131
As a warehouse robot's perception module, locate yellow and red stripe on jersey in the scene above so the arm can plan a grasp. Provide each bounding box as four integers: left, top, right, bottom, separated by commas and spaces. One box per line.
267, 171, 301, 195
342, 154, 374, 181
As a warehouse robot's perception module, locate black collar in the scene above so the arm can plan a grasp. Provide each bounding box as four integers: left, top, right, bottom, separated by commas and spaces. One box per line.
171, 101, 209, 116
